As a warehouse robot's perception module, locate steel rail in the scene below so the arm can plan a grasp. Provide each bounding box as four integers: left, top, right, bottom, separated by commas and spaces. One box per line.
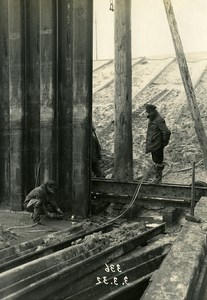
0, 245, 104, 298
50, 243, 171, 300
0, 229, 86, 268
64, 244, 170, 300
67, 254, 166, 300
99, 273, 153, 300
1, 243, 170, 299
91, 179, 207, 202
0, 224, 83, 264
1, 223, 165, 300
0, 222, 113, 273
94, 194, 191, 208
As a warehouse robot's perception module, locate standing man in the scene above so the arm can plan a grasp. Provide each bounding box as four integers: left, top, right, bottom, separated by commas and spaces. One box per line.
145, 104, 171, 183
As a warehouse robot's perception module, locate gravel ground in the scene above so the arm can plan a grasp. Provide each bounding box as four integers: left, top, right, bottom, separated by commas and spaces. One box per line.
94, 52, 207, 183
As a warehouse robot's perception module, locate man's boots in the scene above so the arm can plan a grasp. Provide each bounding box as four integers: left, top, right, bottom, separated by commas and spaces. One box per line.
32, 201, 44, 223
145, 163, 164, 184
147, 163, 164, 184
152, 163, 164, 184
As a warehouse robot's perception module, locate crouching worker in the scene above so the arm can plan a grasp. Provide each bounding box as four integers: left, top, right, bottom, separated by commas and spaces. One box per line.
24, 180, 63, 223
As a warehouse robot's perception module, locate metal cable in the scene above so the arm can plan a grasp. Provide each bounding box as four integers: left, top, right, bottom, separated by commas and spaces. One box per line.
101, 179, 144, 226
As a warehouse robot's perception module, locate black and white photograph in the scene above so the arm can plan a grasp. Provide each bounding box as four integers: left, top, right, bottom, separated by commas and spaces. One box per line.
0, 0, 207, 299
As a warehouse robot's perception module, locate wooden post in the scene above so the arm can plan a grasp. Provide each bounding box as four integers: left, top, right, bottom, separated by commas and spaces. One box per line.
0, 0, 10, 204
58, 0, 73, 211
114, 0, 133, 181
9, 0, 25, 210
24, 0, 41, 193
163, 0, 207, 172
40, 0, 57, 183
72, 0, 93, 218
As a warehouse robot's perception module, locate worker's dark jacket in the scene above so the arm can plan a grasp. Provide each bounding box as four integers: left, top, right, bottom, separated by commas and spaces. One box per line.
24, 184, 59, 213
146, 112, 171, 154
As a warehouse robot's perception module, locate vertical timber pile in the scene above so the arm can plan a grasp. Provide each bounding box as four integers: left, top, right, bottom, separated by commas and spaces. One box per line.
40, 0, 57, 183
24, 0, 41, 192
163, 0, 207, 172
9, 0, 24, 210
72, 0, 93, 218
24, 0, 58, 198
114, 0, 133, 181
0, 1, 10, 204
0, 0, 93, 212
58, 0, 73, 211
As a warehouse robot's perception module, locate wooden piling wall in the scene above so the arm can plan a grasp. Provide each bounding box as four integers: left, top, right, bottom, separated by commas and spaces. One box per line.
0, 0, 93, 216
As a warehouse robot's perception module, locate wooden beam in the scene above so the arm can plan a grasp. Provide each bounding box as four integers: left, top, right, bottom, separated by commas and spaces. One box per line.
114, 0, 133, 181
9, 0, 24, 210
70, 255, 165, 300
163, 0, 207, 172
72, 0, 93, 217
60, 244, 170, 299
40, 0, 57, 183
57, 0, 73, 211
100, 274, 152, 300
0, 223, 113, 273
0, 1, 10, 204
24, 0, 41, 193
0, 224, 165, 299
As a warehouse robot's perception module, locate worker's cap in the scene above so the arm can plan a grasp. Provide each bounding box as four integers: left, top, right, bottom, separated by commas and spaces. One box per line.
45, 180, 58, 190
145, 103, 157, 112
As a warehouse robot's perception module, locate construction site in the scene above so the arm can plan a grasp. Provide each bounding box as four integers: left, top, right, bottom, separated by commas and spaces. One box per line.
1, 0, 207, 299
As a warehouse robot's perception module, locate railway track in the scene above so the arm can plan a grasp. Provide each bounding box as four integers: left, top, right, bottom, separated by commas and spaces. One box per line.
0, 179, 206, 299
0, 220, 169, 300
2, 54, 207, 298
0, 222, 114, 273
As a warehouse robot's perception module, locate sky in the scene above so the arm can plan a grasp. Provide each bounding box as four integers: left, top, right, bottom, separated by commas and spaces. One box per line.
93, 0, 207, 59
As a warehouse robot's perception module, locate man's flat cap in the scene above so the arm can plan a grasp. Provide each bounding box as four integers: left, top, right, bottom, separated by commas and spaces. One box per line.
145, 103, 157, 111
45, 180, 58, 190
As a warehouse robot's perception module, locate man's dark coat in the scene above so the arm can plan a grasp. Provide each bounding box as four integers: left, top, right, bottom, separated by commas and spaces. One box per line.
146, 112, 171, 154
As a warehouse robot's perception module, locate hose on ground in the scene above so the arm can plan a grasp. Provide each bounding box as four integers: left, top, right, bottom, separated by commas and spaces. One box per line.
100, 179, 144, 226
5, 215, 46, 232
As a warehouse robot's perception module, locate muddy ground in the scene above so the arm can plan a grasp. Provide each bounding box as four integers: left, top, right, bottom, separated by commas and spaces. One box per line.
1, 53, 207, 248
